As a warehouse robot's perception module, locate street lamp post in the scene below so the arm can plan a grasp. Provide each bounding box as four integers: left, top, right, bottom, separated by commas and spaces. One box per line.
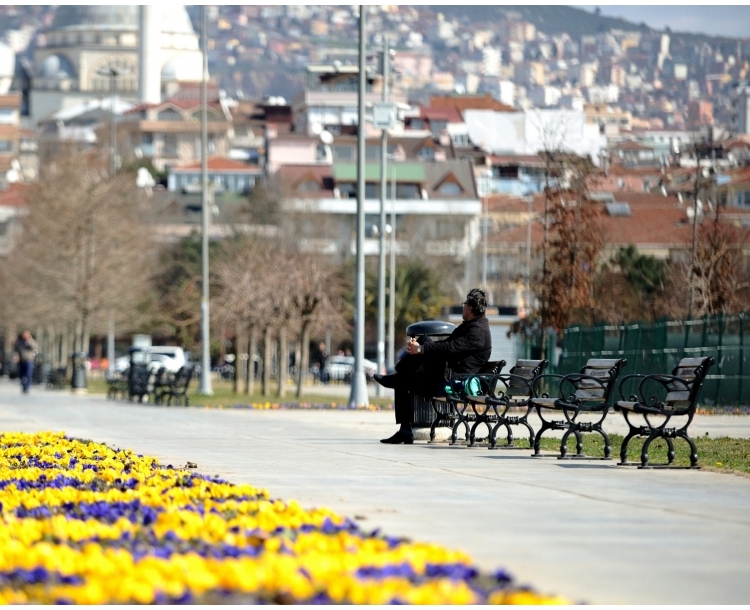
376, 36, 390, 396
198, 4, 213, 395
348, 6, 369, 407
97, 65, 129, 377
387, 157, 397, 370
478, 170, 492, 291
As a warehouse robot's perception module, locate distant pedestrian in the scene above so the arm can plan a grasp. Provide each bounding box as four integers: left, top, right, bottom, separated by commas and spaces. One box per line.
14, 330, 38, 394
314, 342, 329, 384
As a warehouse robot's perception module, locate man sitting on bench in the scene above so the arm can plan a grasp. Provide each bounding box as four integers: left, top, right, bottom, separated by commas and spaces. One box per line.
374, 288, 492, 445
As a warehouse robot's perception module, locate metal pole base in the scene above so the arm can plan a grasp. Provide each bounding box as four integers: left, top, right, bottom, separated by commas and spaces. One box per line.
348, 371, 370, 407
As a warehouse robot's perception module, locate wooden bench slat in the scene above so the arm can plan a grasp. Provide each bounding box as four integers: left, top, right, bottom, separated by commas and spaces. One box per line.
514, 359, 545, 368
677, 357, 712, 367
585, 359, 622, 367
665, 390, 691, 402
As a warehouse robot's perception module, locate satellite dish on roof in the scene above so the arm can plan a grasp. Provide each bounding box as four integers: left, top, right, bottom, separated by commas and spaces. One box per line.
310, 122, 323, 136
320, 130, 334, 145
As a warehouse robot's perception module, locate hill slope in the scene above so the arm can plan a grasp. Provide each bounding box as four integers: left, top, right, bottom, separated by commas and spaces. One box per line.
431, 5, 736, 44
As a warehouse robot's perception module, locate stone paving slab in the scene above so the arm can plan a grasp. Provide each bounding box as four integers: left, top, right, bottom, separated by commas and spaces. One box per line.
1, 380, 749, 604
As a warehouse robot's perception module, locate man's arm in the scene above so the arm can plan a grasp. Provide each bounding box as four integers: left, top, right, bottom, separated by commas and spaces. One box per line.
422, 324, 484, 358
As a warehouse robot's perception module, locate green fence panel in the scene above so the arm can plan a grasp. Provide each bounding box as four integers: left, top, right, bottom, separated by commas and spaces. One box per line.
561, 312, 750, 407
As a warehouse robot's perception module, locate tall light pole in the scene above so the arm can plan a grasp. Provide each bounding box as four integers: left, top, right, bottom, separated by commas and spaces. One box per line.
376, 36, 389, 396
387, 157, 397, 370
198, 5, 213, 395
97, 65, 129, 376
349, 6, 369, 408
479, 170, 492, 291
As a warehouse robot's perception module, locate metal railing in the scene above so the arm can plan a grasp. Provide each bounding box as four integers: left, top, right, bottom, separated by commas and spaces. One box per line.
558, 313, 749, 406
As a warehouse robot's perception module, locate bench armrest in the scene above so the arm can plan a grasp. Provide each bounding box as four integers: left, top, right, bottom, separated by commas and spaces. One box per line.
531, 373, 565, 398
487, 373, 536, 400
617, 374, 648, 402
636, 374, 691, 410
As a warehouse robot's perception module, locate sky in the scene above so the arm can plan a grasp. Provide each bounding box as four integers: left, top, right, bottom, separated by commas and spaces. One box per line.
575, 5, 750, 38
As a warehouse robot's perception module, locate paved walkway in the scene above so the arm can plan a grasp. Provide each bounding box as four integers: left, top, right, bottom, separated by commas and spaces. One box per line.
1, 380, 749, 604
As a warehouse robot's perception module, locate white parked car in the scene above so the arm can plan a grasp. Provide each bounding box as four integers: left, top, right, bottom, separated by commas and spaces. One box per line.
325, 355, 378, 382
113, 346, 187, 374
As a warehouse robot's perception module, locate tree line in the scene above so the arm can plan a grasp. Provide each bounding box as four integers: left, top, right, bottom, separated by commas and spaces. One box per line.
0, 149, 450, 395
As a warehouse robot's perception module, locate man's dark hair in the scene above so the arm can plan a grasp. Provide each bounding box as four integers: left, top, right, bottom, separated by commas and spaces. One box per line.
466, 288, 487, 316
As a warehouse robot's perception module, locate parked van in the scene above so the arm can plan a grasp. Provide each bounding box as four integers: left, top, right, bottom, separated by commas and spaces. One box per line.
114, 346, 187, 373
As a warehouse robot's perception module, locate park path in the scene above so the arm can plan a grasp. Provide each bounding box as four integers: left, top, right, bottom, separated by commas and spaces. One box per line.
1, 379, 749, 604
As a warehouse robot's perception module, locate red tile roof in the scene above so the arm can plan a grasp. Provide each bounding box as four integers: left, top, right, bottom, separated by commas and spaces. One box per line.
172, 157, 262, 172
489, 154, 545, 166
492, 190, 750, 251
125, 99, 223, 115
0, 182, 28, 208
429, 93, 514, 113
275, 164, 333, 197
420, 106, 464, 123
727, 167, 750, 187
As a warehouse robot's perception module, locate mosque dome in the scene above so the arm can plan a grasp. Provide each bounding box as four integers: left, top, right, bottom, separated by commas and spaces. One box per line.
37, 54, 76, 79
49, 6, 196, 35
161, 54, 202, 82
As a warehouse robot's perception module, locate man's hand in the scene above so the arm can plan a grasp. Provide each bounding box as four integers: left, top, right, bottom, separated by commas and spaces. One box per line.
405, 338, 421, 355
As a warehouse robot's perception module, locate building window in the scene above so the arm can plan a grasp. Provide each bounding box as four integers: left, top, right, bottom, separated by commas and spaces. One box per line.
418, 146, 435, 161
0, 140, 13, 153
451, 134, 470, 147
157, 108, 182, 121
333, 145, 353, 161
365, 183, 377, 198
398, 183, 419, 199
410, 119, 424, 130
141, 133, 153, 145
439, 181, 463, 196
430, 119, 447, 133
338, 182, 356, 198
365, 145, 381, 162
164, 134, 178, 156
736, 191, 750, 207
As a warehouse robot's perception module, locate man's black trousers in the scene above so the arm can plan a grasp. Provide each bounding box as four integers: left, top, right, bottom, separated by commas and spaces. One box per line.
392, 356, 447, 425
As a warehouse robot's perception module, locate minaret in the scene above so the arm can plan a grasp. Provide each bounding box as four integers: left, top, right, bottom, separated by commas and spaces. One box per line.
138, 5, 161, 104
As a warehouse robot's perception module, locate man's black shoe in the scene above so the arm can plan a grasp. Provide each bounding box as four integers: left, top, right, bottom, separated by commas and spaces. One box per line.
374, 373, 398, 389
380, 430, 414, 444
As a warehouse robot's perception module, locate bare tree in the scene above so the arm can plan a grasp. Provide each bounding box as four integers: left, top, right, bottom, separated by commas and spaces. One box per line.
289, 249, 347, 397
690, 207, 750, 317
4, 149, 156, 358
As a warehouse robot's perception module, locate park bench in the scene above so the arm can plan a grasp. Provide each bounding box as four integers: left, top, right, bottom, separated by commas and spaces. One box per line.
46, 366, 68, 390
106, 371, 130, 400
152, 366, 171, 404
426, 360, 505, 445
530, 358, 627, 459
463, 359, 548, 449
614, 356, 715, 468
156, 365, 194, 406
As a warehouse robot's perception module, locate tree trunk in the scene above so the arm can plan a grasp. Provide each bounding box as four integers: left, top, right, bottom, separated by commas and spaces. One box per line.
73, 319, 83, 355
277, 324, 288, 398
246, 326, 257, 395
262, 326, 273, 397
234, 327, 246, 394
81, 322, 90, 359
296, 321, 311, 398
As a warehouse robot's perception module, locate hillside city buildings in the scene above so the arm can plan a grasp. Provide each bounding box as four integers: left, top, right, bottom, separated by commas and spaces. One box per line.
1, 4, 750, 318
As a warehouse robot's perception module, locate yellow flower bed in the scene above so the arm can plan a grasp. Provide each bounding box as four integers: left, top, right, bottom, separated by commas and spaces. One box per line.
0, 432, 566, 604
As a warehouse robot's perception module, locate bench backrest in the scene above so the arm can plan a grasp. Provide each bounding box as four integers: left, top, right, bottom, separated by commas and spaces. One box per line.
504, 359, 548, 397
478, 360, 505, 375
665, 356, 715, 405
173, 366, 194, 392
575, 358, 626, 404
